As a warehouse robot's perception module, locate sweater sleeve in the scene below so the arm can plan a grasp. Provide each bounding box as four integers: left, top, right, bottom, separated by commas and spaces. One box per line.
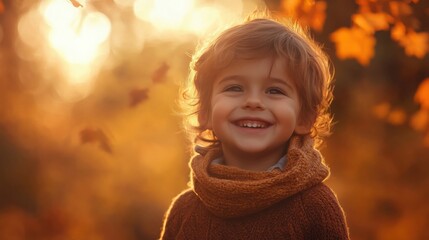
159, 189, 193, 240
301, 183, 350, 240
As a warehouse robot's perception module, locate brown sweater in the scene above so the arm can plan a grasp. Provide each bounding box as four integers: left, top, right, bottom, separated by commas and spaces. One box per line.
160, 136, 350, 239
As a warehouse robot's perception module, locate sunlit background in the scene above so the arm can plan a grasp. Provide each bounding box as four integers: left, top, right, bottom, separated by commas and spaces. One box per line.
0, 0, 428, 239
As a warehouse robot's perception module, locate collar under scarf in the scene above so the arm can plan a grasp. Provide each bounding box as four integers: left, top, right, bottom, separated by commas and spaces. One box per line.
189, 135, 330, 218
211, 155, 287, 171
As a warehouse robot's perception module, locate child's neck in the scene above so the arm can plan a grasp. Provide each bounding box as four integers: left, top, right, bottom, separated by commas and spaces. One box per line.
221, 146, 288, 172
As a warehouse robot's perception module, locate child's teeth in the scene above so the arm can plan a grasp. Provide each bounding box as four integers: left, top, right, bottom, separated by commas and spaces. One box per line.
238, 120, 267, 128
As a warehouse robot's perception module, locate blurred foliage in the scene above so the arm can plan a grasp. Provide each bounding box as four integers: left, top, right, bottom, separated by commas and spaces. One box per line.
0, 0, 428, 239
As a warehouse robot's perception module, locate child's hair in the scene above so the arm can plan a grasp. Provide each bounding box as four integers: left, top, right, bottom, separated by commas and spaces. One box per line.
180, 13, 333, 150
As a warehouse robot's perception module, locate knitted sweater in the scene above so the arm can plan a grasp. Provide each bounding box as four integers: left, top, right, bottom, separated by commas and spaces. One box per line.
160, 136, 350, 239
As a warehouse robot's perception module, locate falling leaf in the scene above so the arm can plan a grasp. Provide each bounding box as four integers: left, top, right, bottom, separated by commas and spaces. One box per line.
373, 102, 391, 119
387, 109, 407, 126
152, 62, 170, 83
410, 110, 429, 131
80, 128, 112, 153
69, 0, 83, 8
129, 88, 149, 107
414, 78, 429, 109
330, 27, 376, 65
352, 13, 392, 33
397, 31, 429, 59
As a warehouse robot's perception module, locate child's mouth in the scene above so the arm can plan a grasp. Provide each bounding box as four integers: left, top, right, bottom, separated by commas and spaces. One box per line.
235, 120, 270, 128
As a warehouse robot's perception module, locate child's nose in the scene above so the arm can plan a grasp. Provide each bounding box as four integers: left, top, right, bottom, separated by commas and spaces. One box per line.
242, 93, 265, 110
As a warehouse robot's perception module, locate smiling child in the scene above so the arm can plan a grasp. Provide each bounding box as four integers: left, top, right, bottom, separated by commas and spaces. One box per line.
160, 15, 350, 239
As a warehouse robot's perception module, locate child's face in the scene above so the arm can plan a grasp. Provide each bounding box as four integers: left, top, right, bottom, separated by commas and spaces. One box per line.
207, 57, 310, 159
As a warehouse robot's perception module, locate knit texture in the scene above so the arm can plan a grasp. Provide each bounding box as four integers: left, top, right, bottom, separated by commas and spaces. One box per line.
191, 135, 329, 218
160, 135, 350, 239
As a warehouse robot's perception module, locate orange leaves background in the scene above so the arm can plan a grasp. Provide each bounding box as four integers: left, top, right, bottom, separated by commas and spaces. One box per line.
330, 27, 376, 65
399, 31, 429, 58
329, 0, 429, 65
281, 0, 429, 65
415, 78, 429, 109
373, 77, 429, 147
281, 0, 327, 32
413, 78, 429, 145
0, 0, 428, 239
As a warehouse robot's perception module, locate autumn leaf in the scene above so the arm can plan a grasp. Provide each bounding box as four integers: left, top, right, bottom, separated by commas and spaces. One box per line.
352, 13, 392, 33
410, 110, 428, 131
373, 103, 408, 126
387, 109, 407, 125
152, 62, 170, 83
397, 31, 429, 58
309, 1, 326, 32
389, 1, 413, 18
300, 0, 326, 32
69, 0, 83, 8
80, 128, 112, 153
330, 27, 375, 65
281, 0, 300, 16
414, 78, 429, 109
129, 88, 149, 107
391, 22, 406, 41
373, 102, 391, 119
355, 0, 382, 14
281, 0, 327, 32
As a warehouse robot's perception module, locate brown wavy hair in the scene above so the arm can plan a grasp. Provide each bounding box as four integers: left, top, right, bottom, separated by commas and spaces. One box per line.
180, 15, 333, 150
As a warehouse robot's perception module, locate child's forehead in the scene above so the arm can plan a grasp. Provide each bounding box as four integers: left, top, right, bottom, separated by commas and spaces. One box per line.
210, 56, 299, 93
215, 56, 291, 79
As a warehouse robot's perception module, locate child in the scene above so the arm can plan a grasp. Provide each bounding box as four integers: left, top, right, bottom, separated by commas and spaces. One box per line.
160, 14, 350, 239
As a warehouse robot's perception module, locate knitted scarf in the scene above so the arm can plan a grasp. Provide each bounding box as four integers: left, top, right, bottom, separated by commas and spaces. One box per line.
190, 135, 330, 218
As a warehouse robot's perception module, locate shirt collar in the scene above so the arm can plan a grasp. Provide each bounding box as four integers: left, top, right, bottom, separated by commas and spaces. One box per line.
211, 155, 287, 172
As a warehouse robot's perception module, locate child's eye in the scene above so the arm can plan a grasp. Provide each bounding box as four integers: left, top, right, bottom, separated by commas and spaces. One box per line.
266, 87, 286, 95
223, 85, 242, 92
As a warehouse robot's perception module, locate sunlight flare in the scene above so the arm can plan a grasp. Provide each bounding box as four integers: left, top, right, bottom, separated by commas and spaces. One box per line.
133, 0, 243, 36
41, 0, 111, 65
134, 0, 194, 29
36, 0, 112, 101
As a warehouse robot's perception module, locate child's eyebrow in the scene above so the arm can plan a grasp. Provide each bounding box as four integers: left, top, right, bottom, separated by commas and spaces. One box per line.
217, 75, 245, 84
268, 77, 294, 91
217, 75, 294, 91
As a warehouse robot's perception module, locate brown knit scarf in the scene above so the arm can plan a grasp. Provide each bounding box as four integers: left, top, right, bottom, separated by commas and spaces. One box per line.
190, 135, 330, 218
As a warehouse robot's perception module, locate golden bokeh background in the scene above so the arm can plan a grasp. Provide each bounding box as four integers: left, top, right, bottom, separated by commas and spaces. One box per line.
0, 0, 428, 239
